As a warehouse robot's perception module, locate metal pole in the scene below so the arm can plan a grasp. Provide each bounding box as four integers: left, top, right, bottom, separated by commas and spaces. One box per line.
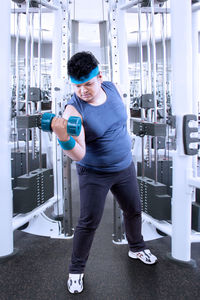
161, 13, 167, 124
30, 13, 37, 160
38, 4, 42, 169
15, 13, 20, 116
150, 0, 157, 121
161, 12, 168, 160
34, 0, 59, 10
138, 5, 144, 117
192, 8, 200, 179
108, 12, 113, 82
108, 0, 120, 84
0, 0, 14, 258
171, 0, 193, 262
150, 0, 158, 183
117, 0, 131, 132
71, 20, 79, 55
138, 4, 145, 178
120, 0, 142, 10
146, 13, 152, 168
25, 0, 30, 175
125, 7, 170, 14
109, 0, 126, 243
30, 13, 35, 89
52, 5, 64, 217
37, 5, 41, 98
146, 13, 152, 95
63, 157, 73, 236
192, 2, 200, 12
99, 21, 109, 76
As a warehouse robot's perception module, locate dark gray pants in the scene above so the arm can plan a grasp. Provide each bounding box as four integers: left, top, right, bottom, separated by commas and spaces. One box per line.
69, 162, 146, 273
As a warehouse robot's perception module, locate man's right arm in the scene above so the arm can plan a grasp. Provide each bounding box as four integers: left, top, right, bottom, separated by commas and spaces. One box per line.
51, 105, 86, 161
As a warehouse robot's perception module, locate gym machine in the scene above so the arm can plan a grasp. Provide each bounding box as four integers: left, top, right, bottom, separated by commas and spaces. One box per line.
13, 112, 81, 213
107, 0, 132, 243
112, 0, 200, 265
10, 0, 74, 241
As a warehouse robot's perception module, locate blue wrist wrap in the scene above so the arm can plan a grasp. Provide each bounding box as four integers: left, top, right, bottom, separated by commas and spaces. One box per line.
58, 136, 76, 150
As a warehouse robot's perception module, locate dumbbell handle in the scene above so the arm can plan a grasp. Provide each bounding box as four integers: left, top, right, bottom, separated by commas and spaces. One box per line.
41, 112, 82, 136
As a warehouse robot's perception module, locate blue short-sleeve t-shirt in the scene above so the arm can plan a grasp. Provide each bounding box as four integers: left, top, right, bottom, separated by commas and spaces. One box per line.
67, 81, 132, 172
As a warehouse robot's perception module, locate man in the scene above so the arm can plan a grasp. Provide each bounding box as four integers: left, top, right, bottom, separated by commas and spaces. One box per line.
51, 51, 157, 294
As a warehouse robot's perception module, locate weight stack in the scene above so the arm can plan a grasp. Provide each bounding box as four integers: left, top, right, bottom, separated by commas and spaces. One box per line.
192, 202, 200, 232
137, 176, 171, 221
195, 188, 200, 204
13, 168, 54, 213
137, 159, 172, 196
11, 151, 47, 188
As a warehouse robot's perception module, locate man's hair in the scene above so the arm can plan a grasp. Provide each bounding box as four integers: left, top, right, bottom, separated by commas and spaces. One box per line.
67, 51, 99, 80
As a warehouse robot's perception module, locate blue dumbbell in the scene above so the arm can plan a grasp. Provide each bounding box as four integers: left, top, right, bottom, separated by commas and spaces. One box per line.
41, 112, 82, 136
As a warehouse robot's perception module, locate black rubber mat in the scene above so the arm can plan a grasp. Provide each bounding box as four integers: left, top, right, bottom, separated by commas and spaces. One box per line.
1, 206, 200, 300
1, 167, 200, 300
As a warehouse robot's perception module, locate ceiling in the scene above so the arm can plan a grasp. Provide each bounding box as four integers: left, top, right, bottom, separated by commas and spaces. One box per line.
11, 0, 171, 46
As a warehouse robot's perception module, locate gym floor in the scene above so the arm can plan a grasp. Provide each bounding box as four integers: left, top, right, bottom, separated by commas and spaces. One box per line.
0, 166, 200, 300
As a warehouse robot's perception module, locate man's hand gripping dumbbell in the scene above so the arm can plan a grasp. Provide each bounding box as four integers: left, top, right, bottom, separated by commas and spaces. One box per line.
41, 112, 85, 161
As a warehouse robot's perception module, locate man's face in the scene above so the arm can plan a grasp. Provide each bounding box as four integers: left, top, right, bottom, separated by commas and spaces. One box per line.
72, 75, 102, 103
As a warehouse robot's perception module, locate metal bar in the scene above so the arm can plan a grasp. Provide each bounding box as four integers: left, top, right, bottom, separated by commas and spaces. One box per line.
12, 196, 57, 231
192, 2, 200, 12
30, 13, 34, 88
51, 6, 65, 218
113, 198, 125, 243
171, 0, 193, 262
161, 13, 168, 160
0, 0, 13, 257
34, 0, 59, 10
108, 0, 120, 84
120, 0, 142, 10
150, 0, 158, 183
146, 13, 151, 94
25, 0, 30, 175
25, 0, 30, 115
146, 13, 152, 168
30, 13, 37, 160
63, 157, 73, 236
138, 4, 145, 178
143, 213, 200, 243
15, 13, 20, 116
161, 13, 167, 123
99, 21, 109, 69
71, 20, 79, 55
151, 1, 157, 122
38, 4, 42, 169
109, 0, 126, 243
191, 234, 200, 243
192, 9, 200, 180
188, 177, 200, 189
11, 7, 53, 13
138, 5, 144, 103
37, 5, 41, 102
108, 13, 113, 81
142, 213, 172, 236
117, 0, 131, 133
126, 7, 170, 13
62, 2, 73, 235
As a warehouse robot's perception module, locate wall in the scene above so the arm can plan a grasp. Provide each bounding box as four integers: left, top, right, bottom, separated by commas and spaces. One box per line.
11, 37, 52, 60
128, 39, 171, 64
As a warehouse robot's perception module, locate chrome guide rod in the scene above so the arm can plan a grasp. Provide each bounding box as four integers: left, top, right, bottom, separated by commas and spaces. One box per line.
150, 0, 158, 183
25, 0, 30, 175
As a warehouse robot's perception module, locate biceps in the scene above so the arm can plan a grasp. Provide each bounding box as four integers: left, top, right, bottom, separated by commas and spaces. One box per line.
73, 124, 86, 150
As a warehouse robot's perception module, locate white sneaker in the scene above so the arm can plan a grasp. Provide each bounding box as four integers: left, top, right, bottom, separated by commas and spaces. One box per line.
67, 273, 84, 294
128, 249, 158, 265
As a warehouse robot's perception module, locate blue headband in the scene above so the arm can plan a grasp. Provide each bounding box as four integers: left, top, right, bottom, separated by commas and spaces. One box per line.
70, 66, 100, 84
